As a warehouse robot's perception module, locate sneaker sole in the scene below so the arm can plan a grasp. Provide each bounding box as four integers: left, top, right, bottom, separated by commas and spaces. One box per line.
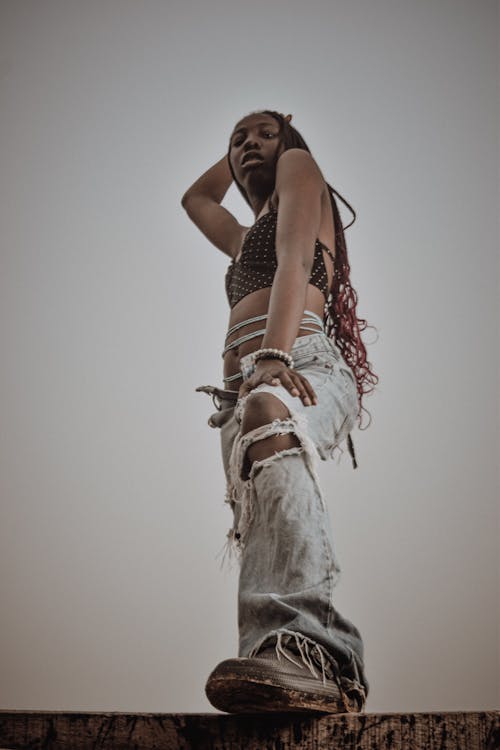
205, 657, 357, 714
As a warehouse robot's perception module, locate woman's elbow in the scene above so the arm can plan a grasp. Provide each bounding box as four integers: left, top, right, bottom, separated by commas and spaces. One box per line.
181, 191, 193, 208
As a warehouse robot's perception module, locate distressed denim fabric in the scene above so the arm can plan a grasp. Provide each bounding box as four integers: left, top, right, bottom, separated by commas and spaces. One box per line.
196, 332, 369, 711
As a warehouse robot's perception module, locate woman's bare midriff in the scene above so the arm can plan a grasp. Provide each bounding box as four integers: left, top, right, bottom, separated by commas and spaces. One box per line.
222, 284, 331, 386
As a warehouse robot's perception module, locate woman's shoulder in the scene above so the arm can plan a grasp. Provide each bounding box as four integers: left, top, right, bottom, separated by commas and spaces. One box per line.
275, 148, 323, 180
274, 150, 329, 207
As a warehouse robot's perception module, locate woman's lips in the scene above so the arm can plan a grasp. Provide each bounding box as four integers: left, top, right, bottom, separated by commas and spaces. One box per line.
241, 153, 263, 166
242, 155, 264, 166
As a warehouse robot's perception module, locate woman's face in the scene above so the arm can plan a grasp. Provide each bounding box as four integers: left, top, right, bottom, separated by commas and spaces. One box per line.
228, 114, 285, 187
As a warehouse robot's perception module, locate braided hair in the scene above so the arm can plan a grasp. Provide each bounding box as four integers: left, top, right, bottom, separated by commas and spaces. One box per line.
227, 110, 379, 430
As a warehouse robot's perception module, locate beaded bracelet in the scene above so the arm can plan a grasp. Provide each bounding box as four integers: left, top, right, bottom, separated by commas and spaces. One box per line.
253, 347, 294, 369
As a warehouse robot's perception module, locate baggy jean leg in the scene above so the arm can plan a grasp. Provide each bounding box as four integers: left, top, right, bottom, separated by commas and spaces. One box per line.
196, 333, 369, 711
229, 400, 367, 711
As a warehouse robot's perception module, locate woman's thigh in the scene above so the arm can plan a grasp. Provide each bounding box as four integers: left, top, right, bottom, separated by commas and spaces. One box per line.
235, 334, 359, 461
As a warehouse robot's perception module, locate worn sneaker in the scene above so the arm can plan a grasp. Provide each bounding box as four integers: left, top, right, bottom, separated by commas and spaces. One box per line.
205, 644, 362, 714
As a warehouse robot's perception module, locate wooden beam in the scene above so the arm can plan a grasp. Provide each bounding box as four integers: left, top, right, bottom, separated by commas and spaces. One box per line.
0, 710, 498, 749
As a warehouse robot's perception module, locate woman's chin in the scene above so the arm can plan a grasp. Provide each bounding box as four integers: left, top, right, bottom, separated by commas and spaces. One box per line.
245, 168, 274, 193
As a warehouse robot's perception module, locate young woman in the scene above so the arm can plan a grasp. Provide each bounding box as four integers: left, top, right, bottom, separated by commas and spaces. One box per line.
181, 110, 378, 714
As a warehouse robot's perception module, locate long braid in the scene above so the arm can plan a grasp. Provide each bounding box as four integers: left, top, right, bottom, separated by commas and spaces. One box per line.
227, 110, 379, 429
324, 185, 378, 429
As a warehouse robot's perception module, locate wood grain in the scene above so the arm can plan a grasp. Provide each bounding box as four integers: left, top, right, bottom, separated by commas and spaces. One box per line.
0, 709, 498, 749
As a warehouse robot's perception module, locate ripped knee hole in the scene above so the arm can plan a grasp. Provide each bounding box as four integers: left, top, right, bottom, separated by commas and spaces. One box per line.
239, 393, 301, 480
241, 431, 301, 481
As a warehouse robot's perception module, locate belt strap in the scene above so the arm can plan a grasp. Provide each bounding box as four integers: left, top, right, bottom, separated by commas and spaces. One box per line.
347, 433, 358, 469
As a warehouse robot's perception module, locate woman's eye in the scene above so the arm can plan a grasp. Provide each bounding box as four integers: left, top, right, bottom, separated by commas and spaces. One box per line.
233, 131, 275, 147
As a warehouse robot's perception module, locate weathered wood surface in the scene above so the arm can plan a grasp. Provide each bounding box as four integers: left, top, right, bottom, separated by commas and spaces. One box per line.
0, 710, 498, 749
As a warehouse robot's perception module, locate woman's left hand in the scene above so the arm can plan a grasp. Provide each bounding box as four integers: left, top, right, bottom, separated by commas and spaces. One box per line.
238, 358, 318, 406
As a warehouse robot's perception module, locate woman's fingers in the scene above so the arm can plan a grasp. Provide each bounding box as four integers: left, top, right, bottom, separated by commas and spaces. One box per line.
281, 371, 317, 405
297, 373, 318, 404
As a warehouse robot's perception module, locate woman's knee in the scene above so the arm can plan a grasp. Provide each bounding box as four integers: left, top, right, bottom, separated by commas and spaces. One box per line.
240, 391, 290, 434
239, 392, 300, 478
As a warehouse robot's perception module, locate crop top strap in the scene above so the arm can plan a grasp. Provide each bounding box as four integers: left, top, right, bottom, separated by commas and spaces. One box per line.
321, 243, 336, 264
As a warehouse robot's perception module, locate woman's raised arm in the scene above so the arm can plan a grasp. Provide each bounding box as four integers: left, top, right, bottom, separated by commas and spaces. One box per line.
181, 154, 233, 205
181, 155, 247, 260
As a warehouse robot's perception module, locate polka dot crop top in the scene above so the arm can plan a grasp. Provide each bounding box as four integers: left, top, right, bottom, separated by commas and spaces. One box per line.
225, 205, 335, 309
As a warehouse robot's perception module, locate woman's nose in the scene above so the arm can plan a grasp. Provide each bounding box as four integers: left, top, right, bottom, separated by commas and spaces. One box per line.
243, 141, 258, 152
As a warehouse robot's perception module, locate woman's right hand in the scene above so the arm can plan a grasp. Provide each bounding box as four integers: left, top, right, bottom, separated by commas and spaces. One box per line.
238, 358, 317, 406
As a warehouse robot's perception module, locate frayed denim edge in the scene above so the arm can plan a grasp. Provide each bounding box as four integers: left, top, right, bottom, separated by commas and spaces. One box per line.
216, 391, 323, 571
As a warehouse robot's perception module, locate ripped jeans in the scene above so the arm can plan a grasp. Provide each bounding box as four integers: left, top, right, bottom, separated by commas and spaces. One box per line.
196, 332, 369, 712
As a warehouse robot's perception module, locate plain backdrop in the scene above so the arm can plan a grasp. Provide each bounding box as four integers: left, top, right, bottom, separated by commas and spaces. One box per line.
0, 0, 498, 714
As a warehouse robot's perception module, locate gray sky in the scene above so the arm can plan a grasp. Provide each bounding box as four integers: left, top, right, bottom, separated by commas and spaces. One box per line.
0, 0, 498, 712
